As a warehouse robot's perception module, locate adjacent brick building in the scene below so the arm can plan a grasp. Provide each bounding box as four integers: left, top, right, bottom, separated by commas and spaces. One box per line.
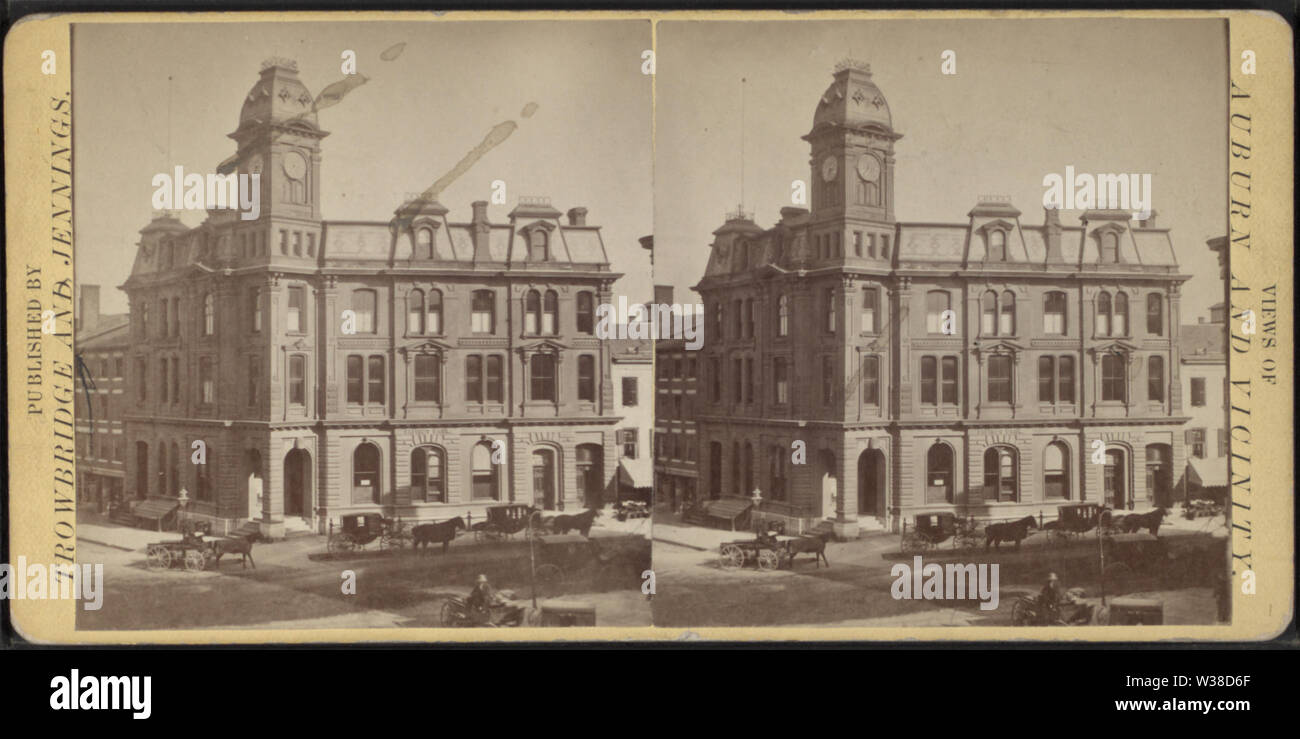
121, 59, 623, 536
75, 285, 130, 513
693, 61, 1191, 536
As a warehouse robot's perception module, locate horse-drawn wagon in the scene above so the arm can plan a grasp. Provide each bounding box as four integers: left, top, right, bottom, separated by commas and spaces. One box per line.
146, 531, 211, 572
718, 528, 830, 571
327, 513, 411, 554
471, 504, 538, 542
900, 512, 978, 554
1043, 503, 1107, 544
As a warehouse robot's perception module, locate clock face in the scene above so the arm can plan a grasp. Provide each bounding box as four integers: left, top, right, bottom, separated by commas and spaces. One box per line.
283, 151, 307, 181
246, 153, 264, 176
821, 156, 838, 182
856, 154, 881, 183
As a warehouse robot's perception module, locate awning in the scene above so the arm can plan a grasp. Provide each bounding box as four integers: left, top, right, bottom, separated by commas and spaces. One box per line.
1187, 457, 1228, 488
617, 459, 652, 489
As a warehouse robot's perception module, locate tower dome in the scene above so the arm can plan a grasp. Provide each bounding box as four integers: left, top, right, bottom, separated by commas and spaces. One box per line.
237, 57, 318, 129
810, 59, 892, 133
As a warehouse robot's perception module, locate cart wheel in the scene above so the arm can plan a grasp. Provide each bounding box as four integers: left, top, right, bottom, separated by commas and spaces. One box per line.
381, 533, 408, 552
327, 533, 356, 554
719, 544, 746, 569
537, 564, 564, 596
756, 549, 781, 571
147, 546, 172, 570
183, 549, 207, 572
1092, 605, 1111, 625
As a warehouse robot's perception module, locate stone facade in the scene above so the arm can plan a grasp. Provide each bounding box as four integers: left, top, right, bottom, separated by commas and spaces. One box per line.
74, 285, 130, 513
692, 62, 1190, 536
121, 59, 623, 536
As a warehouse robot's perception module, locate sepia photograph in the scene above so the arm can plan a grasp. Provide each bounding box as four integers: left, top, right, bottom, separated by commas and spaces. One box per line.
70, 19, 654, 630
649, 18, 1232, 628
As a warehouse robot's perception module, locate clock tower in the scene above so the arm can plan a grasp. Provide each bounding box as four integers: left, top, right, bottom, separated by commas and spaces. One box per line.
228, 58, 328, 260
803, 60, 902, 229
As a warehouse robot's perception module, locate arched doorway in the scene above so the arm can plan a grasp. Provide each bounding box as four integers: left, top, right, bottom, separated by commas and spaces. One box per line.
819, 450, 838, 519
576, 444, 603, 509
284, 448, 311, 517
1104, 448, 1127, 510
532, 448, 558, 510
135, 441, 149, 499
926, 442, 954, 504
857, 449, 886, 517
1145, 444, 1172, 507
246, 449, 264, 520
352, 443, 380, 505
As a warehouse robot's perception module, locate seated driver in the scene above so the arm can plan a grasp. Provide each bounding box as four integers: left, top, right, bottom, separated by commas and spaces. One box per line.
1039, 572, 1064, 621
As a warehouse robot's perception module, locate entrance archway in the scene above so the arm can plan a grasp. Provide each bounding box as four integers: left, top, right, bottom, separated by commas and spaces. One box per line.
1104, 448, 1127, 510
284, 448, 311, 517
246, 449, 263, 519
819, 450, 838, 519
532, 448, 558, 510
857, 449, 886, 517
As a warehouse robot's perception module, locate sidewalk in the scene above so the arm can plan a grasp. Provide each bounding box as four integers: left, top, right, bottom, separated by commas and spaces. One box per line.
77, 522, 168, 552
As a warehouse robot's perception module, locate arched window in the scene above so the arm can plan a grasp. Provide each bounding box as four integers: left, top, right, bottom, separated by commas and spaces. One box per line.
543, 290, 559, 335
353, 443, 381, 505
777, 295, 789, 337
1147, 355, 1165, 402
577, 354, 596, 401
1146, 293, 1163, 336
195, 444, 213, 501
576, 291, 595, 335
416, 228, 434, 259
410, 446, 445, 503
1000, 291, 1016, 335
472, 441, 499, 500
525, 290, 541, 335
989, 230, 1007, 261
170, 442, 180, 497
981, 291, 997, 335
925, 291, 951, 334
427, 289, 443, 334
769, 445, 787, 501
407, 289, 425, 334
743, 442, 754, 496
203, 293, 214, 336
926, 442, 954, 504
1044, 441, 1069, 499
1096, 291, 1112, 337
1113, 292, 1129, 336
532, 448, 558, 509
983, 446, 1018, 502
1043, 291, 1067, 335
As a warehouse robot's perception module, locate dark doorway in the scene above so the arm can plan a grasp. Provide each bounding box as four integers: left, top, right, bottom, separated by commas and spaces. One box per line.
576, 444, 603, 509
1145, 444, 1172, 507
1104, 449, 1127, 510
135, 441, 149, 499
858, 449, 885, 517
284, 448, 311, 517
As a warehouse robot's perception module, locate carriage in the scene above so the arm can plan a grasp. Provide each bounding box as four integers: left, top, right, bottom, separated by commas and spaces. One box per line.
471, 504, 539, 542
327, 513, 411, 554
1044, 503, 1107, 544
718, 527, 829, 570
146, 530, 211, 572
534, 534, 646, 595
901, 512, 980, 554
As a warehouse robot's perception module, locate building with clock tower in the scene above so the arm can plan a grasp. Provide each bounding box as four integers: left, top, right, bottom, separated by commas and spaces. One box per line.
690, 61, 1191, 538
119, 59, 623, 537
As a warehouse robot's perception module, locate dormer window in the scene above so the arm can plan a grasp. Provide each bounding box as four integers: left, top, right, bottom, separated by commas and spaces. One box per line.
529, 229, 549, 262
1100, 231, 1120, 263
416, 228, 434, 259
988, 229, 1007, 261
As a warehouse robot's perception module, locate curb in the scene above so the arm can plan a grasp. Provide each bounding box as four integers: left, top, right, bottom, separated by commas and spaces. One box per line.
77, 536, 138, 552
652, 537, 711, 551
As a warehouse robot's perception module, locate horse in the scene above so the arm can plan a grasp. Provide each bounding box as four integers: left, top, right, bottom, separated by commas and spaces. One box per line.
785, 533, 830, 569
985, 516, 1038, 551
551, 508, 601, 537
210, 532, 258, 569
412, 517, 466, 554
1119, 508, 1168, 536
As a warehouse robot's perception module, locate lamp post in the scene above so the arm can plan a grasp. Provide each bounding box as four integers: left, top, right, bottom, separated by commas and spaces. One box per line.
177, 487, 190, 535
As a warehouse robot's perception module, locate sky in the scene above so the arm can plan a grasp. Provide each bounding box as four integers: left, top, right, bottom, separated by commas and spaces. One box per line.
72, 20, 654, 314
654, 18, 1229, 323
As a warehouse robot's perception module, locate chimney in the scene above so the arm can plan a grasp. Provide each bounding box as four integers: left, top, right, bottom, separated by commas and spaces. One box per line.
1043, 207, 1063, 263
654, 284, 674, 306
79, 284, 101, 333
567, 207, 588, 226
470, 201, 491, 261
1139, 210, 1157, 228
780, 206, 809, 224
